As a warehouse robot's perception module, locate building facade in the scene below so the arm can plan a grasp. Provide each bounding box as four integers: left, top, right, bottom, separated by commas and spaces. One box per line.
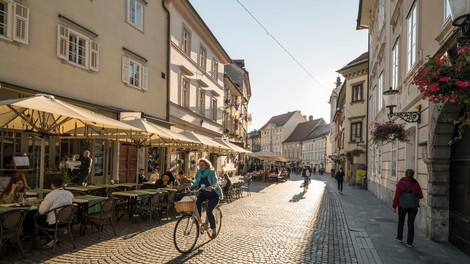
358, 0, 470, 255
259, 111, 306, 155
283, 116, 325, 163
302, 124, 331, 172
0, 0, 169, 184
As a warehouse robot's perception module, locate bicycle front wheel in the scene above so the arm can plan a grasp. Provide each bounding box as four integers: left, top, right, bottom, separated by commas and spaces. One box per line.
206, 207, 223, 238
173, 215, 199, 253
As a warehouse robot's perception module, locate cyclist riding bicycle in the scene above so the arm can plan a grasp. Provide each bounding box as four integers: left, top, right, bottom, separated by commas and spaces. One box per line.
191, 158, 223, 238
302, 164, 312, 190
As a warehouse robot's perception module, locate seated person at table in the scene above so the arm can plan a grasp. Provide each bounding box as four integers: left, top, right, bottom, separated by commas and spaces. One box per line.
136, 168, 148, 184
0, 176, 26, 204
154, 174, 170, 188
149, 168, 160, 182
220, 173, 232, 197
175, 171, 192, 191
37, 175, 73, 248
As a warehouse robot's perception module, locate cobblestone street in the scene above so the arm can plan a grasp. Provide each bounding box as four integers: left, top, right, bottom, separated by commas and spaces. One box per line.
5, 174, 359, 264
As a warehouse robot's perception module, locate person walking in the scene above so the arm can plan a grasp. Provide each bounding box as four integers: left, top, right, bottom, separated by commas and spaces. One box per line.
392, 169, 423, 248
335, 168, 345, 193
191, 158, 222, 238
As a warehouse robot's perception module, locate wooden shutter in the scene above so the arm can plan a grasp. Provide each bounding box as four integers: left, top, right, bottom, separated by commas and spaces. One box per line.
57, 25, 69, 60
122, 56, 130, 84
142, 65, 148, 91
13, 3, 29, 44
89, 40, 99, 72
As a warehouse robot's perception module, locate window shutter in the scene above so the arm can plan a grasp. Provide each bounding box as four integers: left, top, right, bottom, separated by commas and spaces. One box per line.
57, 25, 69, 60
13, 3, 29, 44
89, 40, 99, 72
122, 56, 130, 84
142, 65, 148, 91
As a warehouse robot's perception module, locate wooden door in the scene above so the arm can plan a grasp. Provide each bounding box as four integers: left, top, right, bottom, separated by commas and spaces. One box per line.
119, 144, 137, 183
450, 125, 470, 256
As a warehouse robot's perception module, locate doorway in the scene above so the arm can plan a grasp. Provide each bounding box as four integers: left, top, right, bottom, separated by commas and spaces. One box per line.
119, 144, 137, 183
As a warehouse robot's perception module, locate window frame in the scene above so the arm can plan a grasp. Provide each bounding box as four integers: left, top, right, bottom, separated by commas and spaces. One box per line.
407, 3, 418, 72
391, 39, 400, 90
182, 25, 191, 56
378, 72, 384, 110
443, 0, 451, 24
352, 83, 363, 102
0, 1, 29, 44
391, 140, 398, 179
198, 88, 205, 115
181, 77, 190, 108
122, 56, 148, 90
212, 59, 218, 80
58, 24, 99, 72
350, 122, 362, 142
199, 44, 207, 71
127, 0, 144, 31
212, 96, 217, 121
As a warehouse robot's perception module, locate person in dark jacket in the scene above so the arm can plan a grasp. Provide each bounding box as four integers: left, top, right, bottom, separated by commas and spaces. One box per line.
392, 169, 424, 248
335, 168, 345, 193
79, 150, 92, 185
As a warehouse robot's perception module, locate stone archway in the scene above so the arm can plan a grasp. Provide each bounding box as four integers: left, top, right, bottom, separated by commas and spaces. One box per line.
424, 102, 461, 242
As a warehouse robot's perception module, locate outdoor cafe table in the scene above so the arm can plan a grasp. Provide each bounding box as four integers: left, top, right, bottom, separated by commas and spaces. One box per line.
25, 189, 52, 198
113, 183, 142, 190
111, 190, 157, 221
66, 186, 106, 196
73, 195, 107, 235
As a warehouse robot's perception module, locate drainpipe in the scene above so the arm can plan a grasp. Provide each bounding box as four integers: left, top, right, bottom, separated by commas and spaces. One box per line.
414, 122, 419, 176
162, 0, 171, 122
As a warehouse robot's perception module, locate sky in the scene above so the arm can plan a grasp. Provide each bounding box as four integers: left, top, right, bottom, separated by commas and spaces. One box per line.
189, 0, 369, 130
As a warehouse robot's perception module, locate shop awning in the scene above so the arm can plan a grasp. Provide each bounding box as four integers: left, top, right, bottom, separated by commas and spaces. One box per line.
179, 131, 232, 153
212, 138, 251, 153
247, 151, 288, 162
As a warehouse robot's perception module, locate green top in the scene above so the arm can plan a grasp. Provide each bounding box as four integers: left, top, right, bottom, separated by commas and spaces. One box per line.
191, 169, 222, 198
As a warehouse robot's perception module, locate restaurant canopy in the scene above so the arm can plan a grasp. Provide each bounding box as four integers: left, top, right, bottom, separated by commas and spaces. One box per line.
121, 118, 199, 147
247, 151, 288, 162
0, 94, 143, 189
179, 131, 232, 154
212, 137, 251, 154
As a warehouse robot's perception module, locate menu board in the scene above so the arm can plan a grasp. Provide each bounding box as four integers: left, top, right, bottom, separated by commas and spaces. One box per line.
13, 156, 30, 167
94, 140, 104, 176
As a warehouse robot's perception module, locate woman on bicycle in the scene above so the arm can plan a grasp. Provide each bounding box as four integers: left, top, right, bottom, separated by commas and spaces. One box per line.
301, 164, 312, 191
191, 158, 222, 238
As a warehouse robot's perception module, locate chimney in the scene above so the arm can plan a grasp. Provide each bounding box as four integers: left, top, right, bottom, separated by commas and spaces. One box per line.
233, 59, 245, 68
309, 115, 313, 121
303, 115, 307, 120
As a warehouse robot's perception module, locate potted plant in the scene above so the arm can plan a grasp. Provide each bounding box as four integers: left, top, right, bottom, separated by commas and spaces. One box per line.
370, 121, 410, 144
413, 45, 470, 143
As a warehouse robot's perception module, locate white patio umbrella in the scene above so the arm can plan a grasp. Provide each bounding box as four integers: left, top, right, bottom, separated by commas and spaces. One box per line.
247, 151, 288, 162
212, 137, 251, 154
179, 131, 232, 154
0, 94, 143, 189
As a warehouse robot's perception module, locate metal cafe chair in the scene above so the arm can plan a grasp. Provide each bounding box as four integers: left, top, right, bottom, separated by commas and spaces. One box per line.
33, 204, 77, 251
0, 209, 28, 257
136, 193, 161, 222
85, 198, 117, 239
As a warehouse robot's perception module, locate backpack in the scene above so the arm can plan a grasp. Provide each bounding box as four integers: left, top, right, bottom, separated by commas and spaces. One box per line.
398, 181, 420, 209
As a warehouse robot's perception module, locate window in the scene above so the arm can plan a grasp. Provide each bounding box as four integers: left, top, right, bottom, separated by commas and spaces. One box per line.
352, 84, 363, 102
58, 25, 99, 71
182, 26, 191, 55
212, 59, 218, 80
212, 97, 217, 121
378, 72, 383, 110
122, 56, 148, 90
0, 1, 29, 44
199, 89, 205, 115
351, 122, 362, 142
407, 4, 417, 71
375, 145, 382, 177
392, 39, 400, 90
444, 0, 451, 23
391, 140, 398, 179
127, 0, 143, 31
199, 45, 207, 71
181, 77, 190, 107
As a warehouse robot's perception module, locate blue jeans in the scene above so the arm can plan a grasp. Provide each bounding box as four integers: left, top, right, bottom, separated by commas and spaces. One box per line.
196, 191, 219, 229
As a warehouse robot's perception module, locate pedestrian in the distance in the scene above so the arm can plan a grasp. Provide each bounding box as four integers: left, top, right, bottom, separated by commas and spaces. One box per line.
392, 169, 423, 248
79, 150, 92, 185
335, 168, 345, 193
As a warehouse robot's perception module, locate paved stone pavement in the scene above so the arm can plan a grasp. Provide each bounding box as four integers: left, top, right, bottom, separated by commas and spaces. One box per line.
2, 173, 470, 263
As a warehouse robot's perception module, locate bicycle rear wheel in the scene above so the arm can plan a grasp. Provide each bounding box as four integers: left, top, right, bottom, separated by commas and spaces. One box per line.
173, 215, 199, 253
206, 207, 222, 238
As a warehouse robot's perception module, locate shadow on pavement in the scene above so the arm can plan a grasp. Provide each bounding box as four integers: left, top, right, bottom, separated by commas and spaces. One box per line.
289, 191, 306, 202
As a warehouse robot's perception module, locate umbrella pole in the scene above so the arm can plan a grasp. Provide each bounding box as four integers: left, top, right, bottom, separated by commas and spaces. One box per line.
39, 137, 45, 196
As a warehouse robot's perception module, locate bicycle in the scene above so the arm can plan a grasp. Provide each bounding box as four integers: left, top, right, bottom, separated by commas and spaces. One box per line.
173, 187, 223, 253
303, 176, 309, 192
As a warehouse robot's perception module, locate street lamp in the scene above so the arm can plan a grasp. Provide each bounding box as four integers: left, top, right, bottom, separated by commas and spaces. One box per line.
447, 0, 470, 46
383, 87, 421, 123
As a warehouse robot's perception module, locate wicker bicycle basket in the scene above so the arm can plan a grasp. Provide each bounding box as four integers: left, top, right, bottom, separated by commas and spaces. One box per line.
175, 199, 196, 213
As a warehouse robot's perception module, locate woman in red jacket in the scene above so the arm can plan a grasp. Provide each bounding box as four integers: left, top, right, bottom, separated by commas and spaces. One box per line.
392, 169, 423, 248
